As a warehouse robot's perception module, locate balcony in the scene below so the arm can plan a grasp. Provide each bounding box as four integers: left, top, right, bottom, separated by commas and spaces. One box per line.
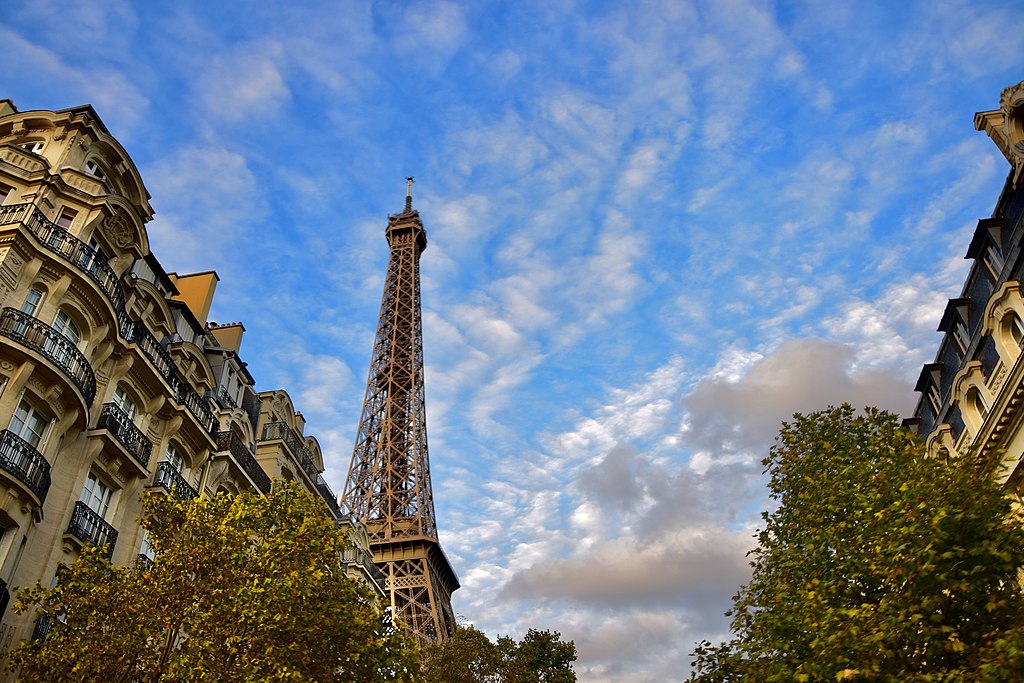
217, 386, 237, 409
176, 381, 217, 435
150, 460, 198, 500
240, 386, 261, 433
341, 546, 387, 594
315, 474, 344, 520
0, 307, 96, 406
0, 429, 52, 503
215, 431, 270, 494
0, 204, 127, 320
32, 614, 54, 641
260, 421, 319, 484
66, 501, 118, 557
119, 318, 176, 387
95, 403, 153, 470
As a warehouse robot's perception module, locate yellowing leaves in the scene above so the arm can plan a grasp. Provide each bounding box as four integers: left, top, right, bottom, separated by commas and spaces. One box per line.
8, 481, 416, 682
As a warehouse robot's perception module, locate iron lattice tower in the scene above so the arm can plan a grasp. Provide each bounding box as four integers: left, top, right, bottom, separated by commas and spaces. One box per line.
342, 181, 459, 647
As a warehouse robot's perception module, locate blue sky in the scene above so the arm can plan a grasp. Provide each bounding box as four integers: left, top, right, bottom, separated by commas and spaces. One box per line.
4, 1, 1023, 679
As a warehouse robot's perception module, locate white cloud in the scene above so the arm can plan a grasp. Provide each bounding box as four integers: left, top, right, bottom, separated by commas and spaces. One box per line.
145, 145, 265, 271
193, 42, 291, 123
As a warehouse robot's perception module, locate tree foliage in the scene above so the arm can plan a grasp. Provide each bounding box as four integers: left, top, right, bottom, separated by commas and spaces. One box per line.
421, 624, 577, 682
690, 405, 1024, 682
8, 482, 415, 682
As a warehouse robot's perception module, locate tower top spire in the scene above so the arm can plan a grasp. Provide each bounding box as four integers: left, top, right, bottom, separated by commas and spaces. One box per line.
405, 176, 414, 213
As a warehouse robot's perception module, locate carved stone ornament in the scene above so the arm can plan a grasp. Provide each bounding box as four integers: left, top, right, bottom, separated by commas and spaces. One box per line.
103, 207, 135, 249
1001, 80, 1024, 161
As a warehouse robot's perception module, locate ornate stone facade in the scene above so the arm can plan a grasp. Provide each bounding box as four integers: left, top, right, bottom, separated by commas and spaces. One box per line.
0, 100, 381, 662
908, 81, 1024, 490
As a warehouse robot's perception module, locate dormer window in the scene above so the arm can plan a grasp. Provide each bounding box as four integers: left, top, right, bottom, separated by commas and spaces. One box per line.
953, 319, 971, 352
967, 217, 1005, 282
939, 298, 972, 355
84, 160, 105, 180
928, 383, 942, 415
984, 244, 1005, 278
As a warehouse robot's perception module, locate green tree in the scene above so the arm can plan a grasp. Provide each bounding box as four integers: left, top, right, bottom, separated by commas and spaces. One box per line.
690, 405, 1024, 682
8, 481, 416, 682
421, 625, 576, 682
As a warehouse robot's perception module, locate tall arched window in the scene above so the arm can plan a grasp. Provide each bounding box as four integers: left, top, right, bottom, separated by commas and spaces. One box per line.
1008, 311, 1024, 349
968, 386, 989, 422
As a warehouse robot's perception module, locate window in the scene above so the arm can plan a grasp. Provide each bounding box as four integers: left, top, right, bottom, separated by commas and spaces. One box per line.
985, 245, 1005, 278
81, 471, 112, 519
45, 309, 82, 367
21, 141, 44, 155
83, 160, 105, 180
9, 400, 50, 450
51, 310, 81, 345
928, 384, 942, 415
953, 318, 971, 352
164, 444, 183, 472
1010, 313, 1024, 349
968, 387, 989, 421
139, 530, 155, 563
55, 207, 77, 230
80, 237, 104, 274
21, 288, 43, 317
0, 183, 13, 205
112, 385, 137, 421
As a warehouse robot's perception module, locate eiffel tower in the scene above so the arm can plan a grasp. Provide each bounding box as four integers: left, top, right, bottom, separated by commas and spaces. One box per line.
342, 179, 459, 646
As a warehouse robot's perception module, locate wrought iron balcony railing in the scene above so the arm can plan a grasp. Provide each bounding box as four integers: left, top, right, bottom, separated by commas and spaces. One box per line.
0, 429, 52, 502
0, 204, 218, 439
341, 546, 387, 592
32, 614, 54, 641
120, 319, 217, 436
260, 421, 319, 483
119, 318, 176, 387
217, 386, 237, 409
240, 386, 261, 433
215, 431, 270, 494
151, 460, 198, 500
0, 203, 126, 319
315, 474, 344, 520
136, 554, 155, 570
0, 308, 96, 406
96, 403, 153, 469
66, 500, 118, 557
176, 381, 217, 434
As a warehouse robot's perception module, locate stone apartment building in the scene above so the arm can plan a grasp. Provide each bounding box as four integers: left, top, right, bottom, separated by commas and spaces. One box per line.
0, 100, 383, 652
907, 80, 1024, 488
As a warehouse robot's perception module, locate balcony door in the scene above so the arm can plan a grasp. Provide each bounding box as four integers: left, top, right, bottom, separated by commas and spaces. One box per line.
112, 386, 137, 422
46, 309, 81, 368
9, 401, 48, 451
81, 471, 112, 520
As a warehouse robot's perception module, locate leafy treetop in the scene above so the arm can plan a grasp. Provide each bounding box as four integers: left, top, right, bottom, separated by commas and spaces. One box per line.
690, 405, 1024, 682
